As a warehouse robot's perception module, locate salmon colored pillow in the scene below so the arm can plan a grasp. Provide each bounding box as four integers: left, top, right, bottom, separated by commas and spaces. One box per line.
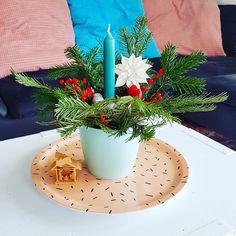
0, 0, 75, 79
143, 0, 225, 56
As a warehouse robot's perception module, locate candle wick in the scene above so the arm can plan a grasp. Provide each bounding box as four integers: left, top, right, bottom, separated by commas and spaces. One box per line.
107, 24, 111, 34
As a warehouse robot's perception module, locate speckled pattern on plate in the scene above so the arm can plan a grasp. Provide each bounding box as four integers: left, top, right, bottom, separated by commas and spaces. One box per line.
32, 134, 189, 214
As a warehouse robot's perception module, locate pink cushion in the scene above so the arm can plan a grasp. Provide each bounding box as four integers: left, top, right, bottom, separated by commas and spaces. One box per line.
0, 0, 75, 79
143, 0, 225, 56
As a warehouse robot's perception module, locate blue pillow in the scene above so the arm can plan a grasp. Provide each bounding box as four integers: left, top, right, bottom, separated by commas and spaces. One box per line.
67, 0, 160, 59
0, 97, 7, 117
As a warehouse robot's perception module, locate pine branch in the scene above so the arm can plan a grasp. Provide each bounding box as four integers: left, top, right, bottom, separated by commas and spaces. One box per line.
54, 96, 177, 140
160, 44, 206, 77
55, 96, 90, 121
146, 43, 207, 99
47, 45, 104, 92
171, 76, 205, 94
86, 47, 101, 65
119, 16, 152, 57
33, 89, 57, 106
33, 90, 57, 122
133, 16, 147, 47
58, 122, 83, 137
160, 93, 228, 113
33, 88, 70, 123
119, 28, 133, 56
145, 43, 177, 100
145, 79, 165, 101
115, 51, 122, 64
133, 16, 152, 56
11, 71, 49, 89
86, 63, 104, 91
136, 32, 152, 56
64, 46, 86, 65
170, 51, 206, 78
48, 63, 79, 80
160, 43, 178, 74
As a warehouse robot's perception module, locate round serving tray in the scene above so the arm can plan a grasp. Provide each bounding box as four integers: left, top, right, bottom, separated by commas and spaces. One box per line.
32, 134, 188, 214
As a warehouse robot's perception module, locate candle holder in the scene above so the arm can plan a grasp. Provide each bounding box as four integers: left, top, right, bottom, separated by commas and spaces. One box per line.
79, 126, 139, 179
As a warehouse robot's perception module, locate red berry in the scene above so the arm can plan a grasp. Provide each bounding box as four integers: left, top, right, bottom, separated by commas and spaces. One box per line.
159, 68, 163, 76
148, 78, 154, 86
81, 89, 87, 97
103, 120, 109, 125
128, 85, 142, 99
156, 92, 163, 101
73, 86, 79, 92
66, 78, 72, 85
72, 78, 78, 84
86, 87, 94, 98
150, 97, 161, 104
149, 98, 156, 104
155, 69, 164, 79
99, 114, 105, 122
82, 77, 87, 84
141, 86, 148, 92
81, 96, 87, 101
59, 79, 64, 85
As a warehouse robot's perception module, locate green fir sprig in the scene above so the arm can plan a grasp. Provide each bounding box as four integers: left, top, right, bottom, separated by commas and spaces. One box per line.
146, 43, 207, 101
119, 16, 152, 57
55, 96, 178, 141
48, 46, 104, 91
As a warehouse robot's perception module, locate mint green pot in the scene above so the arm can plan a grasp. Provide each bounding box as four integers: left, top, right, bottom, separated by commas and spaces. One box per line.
79, 127, 140, 179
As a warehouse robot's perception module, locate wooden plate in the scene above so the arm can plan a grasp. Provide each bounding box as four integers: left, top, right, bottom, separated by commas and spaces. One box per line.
32, 134, 188, 214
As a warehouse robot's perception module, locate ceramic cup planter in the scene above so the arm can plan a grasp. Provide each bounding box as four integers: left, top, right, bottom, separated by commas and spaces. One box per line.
79, 127, 140, 180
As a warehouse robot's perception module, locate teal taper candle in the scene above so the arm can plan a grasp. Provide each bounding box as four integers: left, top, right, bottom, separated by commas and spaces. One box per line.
104, 24, 115, 98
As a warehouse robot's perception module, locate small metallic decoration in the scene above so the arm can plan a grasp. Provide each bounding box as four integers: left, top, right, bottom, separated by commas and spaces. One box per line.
50, 152, 82, 184
92, 93, 104, 103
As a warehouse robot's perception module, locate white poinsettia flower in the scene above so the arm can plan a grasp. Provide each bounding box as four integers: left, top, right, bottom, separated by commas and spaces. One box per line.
115, 54, 152, 88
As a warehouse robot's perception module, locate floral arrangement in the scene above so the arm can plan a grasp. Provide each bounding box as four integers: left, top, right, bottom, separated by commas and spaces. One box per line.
12, 17, 228, 141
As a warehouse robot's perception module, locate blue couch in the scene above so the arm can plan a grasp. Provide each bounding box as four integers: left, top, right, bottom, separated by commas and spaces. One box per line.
180, 5, 236, 142
182, 58, 236, 141
0, 70, 55, 140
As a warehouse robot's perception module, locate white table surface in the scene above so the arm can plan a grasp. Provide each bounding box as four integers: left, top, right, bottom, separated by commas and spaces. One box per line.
1, 123, 236, 236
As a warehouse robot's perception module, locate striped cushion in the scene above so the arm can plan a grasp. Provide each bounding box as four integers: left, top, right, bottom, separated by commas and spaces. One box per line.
143, 0, 225, 56
0, 0, 75, 79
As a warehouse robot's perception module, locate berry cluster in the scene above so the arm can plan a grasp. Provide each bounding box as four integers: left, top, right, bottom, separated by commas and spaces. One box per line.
59, 77, 94, 102
128, 68, 164, 104
99, 114, 109, 125
149, 92, 163, 104
128, 85, 142, 99
155, 68, 163, 79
